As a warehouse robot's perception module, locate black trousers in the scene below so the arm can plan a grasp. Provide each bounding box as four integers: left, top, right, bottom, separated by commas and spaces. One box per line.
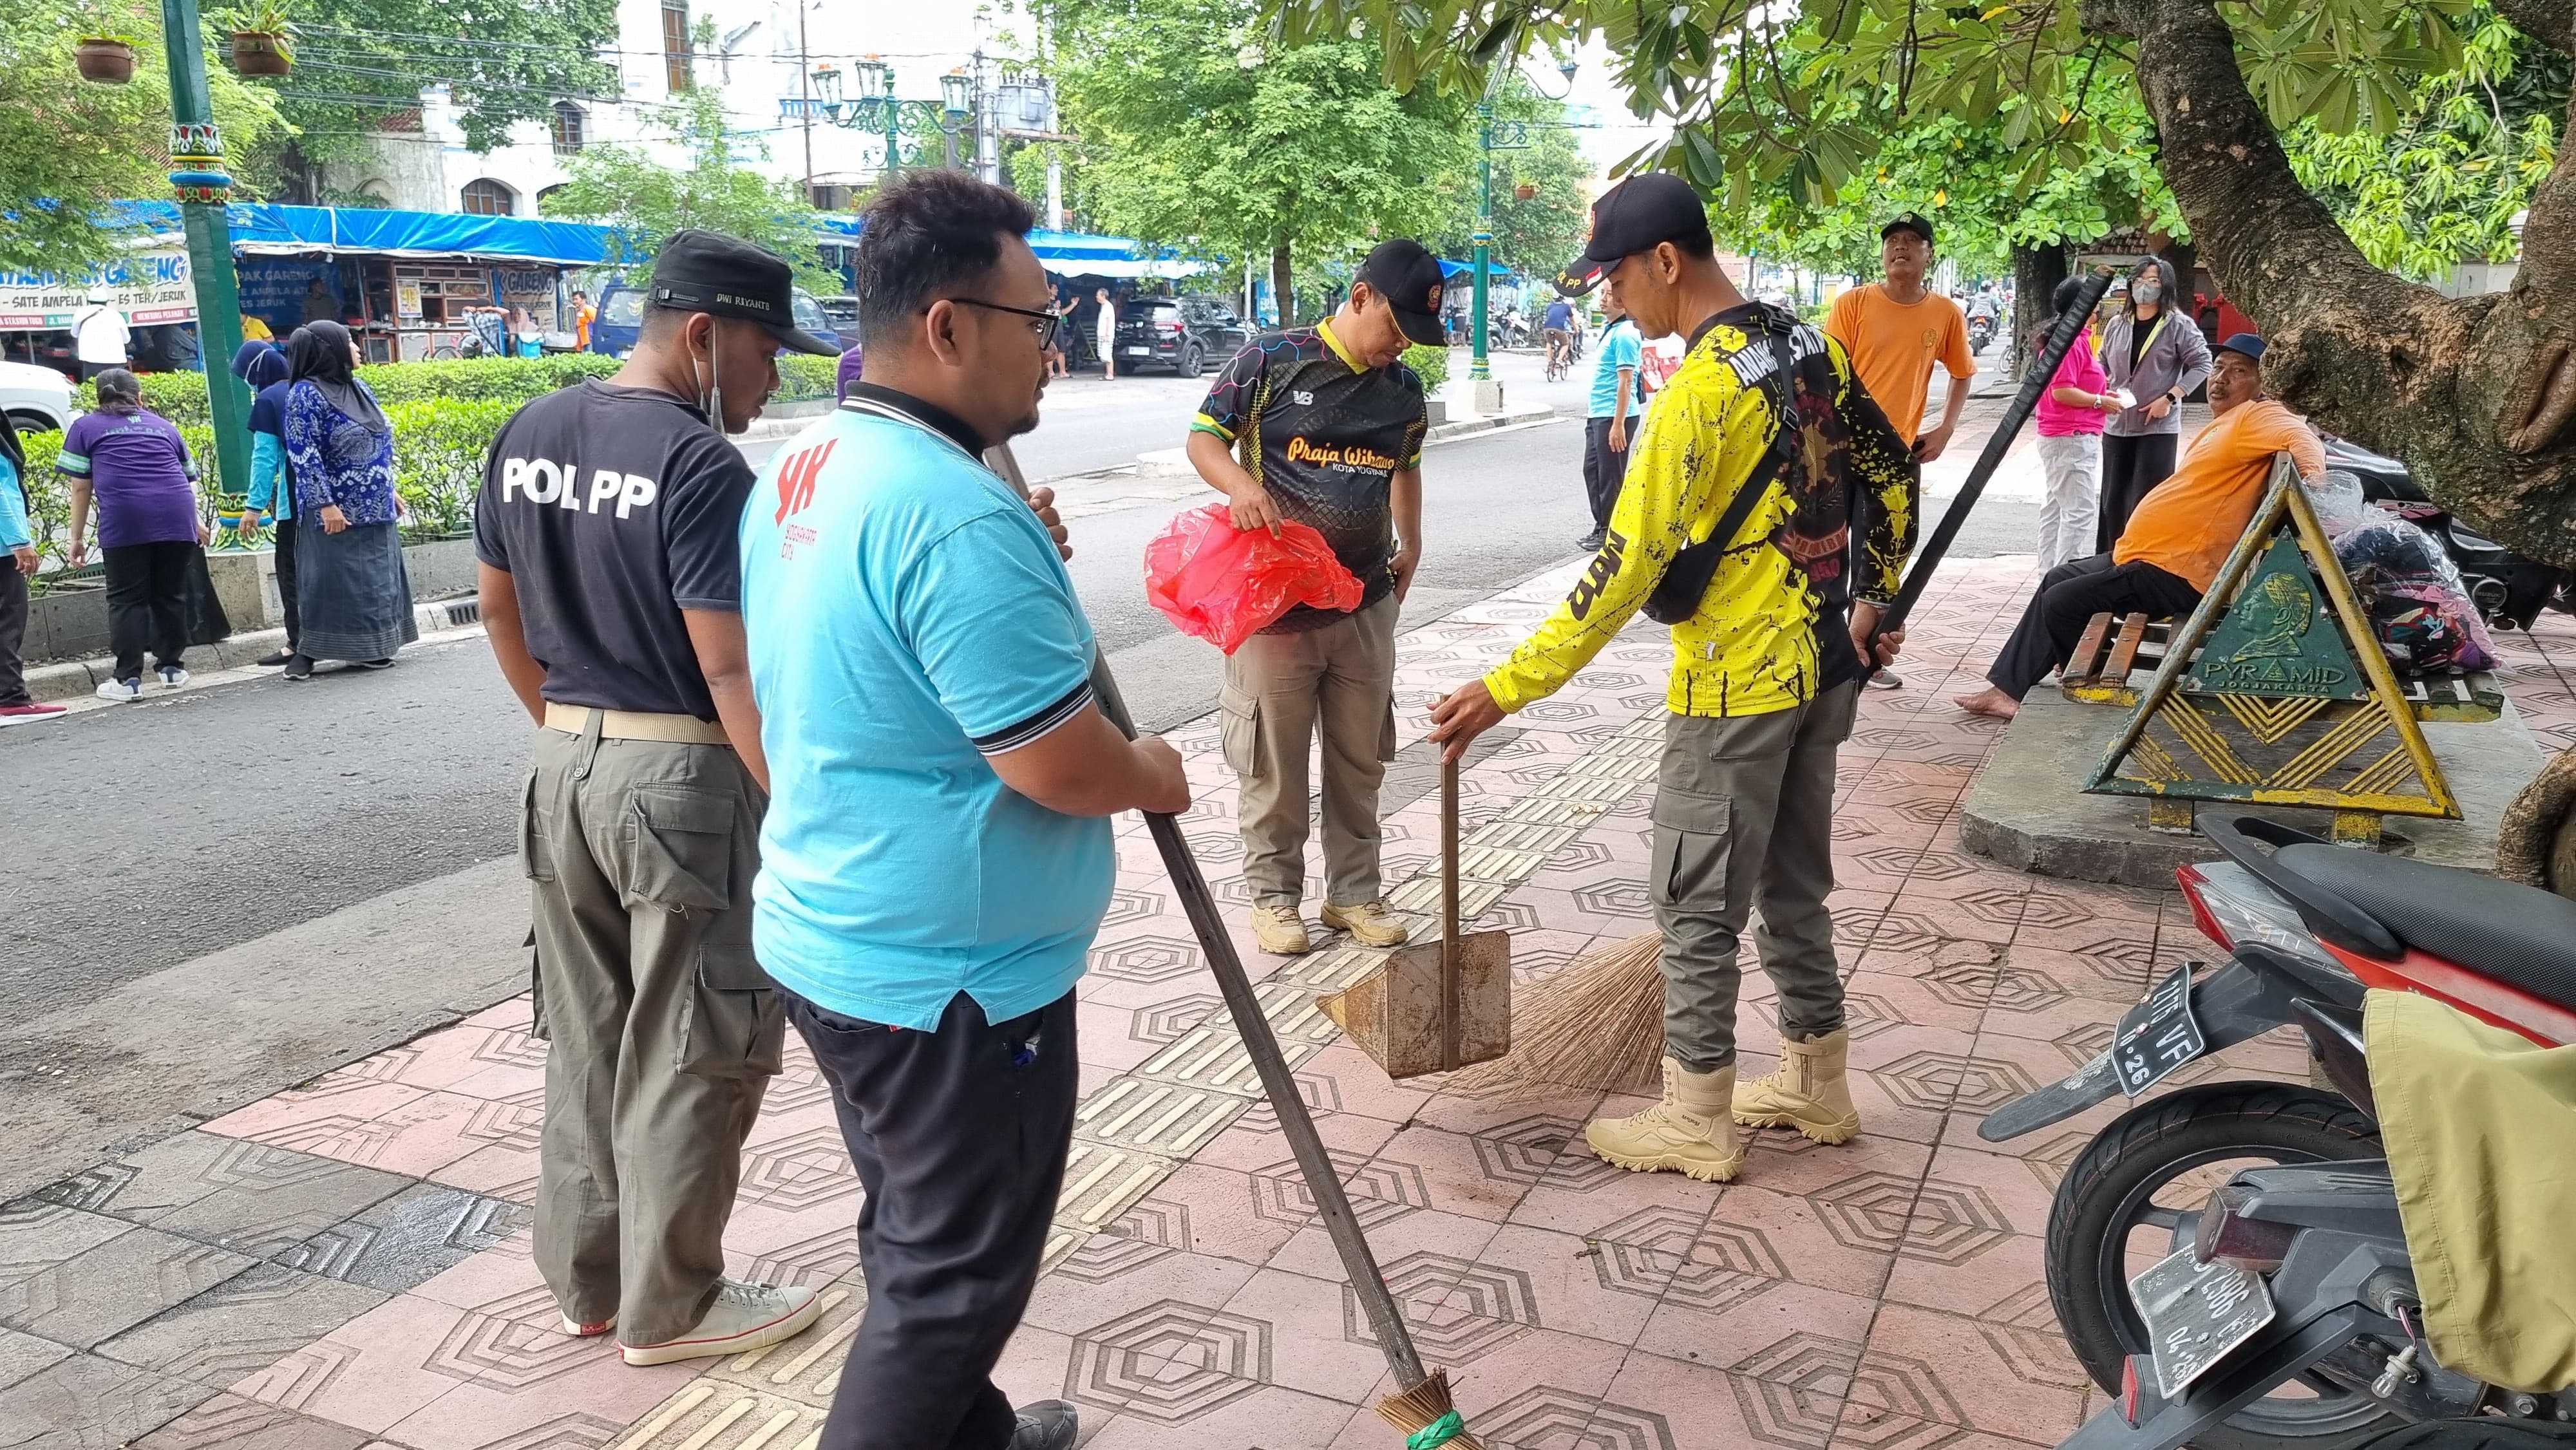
790, 988, 1079, 1450
2096, 433, 2180, 554
102, 540, 194, 681
272, 515, 301, 651
1582, 415, 1633, 531
0, 561, 28, 705
1986, 552, 2202, 700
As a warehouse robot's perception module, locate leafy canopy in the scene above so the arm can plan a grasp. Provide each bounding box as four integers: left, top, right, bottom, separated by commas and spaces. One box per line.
538, 88, 836, 290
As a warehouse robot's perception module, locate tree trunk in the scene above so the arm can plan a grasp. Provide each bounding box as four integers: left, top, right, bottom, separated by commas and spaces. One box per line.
2088, 0, 2576, 570
2011, 240, 2070, 377
1271, 239, 1294, 328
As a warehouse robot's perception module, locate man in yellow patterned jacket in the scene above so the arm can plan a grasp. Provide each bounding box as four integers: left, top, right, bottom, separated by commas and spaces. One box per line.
1431, 173, 1918, 1184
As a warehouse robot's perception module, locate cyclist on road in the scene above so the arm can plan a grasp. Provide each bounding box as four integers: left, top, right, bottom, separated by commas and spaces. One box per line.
1542, 294, 1575, 376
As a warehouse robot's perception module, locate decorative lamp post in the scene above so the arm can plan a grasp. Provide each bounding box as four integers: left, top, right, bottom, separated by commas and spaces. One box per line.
817, 57, 974, 177
161, 0, 254, 545
1469, 53, 1576, 397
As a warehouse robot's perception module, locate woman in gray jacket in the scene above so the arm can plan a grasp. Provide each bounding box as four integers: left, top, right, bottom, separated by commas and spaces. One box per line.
2094, 254, 2213, 551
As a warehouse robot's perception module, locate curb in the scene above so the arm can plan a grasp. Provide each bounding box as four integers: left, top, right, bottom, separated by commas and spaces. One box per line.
24, 594, 482, 704
1424, 404, 1560, 442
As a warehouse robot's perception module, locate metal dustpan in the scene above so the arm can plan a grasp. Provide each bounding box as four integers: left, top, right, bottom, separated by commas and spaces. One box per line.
1318, 757, 1510, 1078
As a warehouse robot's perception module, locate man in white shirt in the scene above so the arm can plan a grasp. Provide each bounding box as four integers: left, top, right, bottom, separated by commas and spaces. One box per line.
71, 292, 130, 381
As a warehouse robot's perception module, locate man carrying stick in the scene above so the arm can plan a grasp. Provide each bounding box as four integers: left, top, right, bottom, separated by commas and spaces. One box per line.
1429, 173, 1917, 1183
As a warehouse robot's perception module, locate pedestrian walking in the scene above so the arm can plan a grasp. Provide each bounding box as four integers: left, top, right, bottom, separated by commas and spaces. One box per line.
1094, 287, 1118, 379
2031, 275, 2121, 570
238, 337, 300, 665
737, 170, 1188, 1450
60, 368, 205, 701
1186, 237, 1445, 957
281, 321, 414, 679
476, 229, 836, 1368
1823, 211, 1974, 692
572, 289, 596, 351
1580, 294, 1642, 551
0, 420, 65, 722
70, 290, 131, 382
1431, 173, 1917, 1184
2094, 255, 2214, 552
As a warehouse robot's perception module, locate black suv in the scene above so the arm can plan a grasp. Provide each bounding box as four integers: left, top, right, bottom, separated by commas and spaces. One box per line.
1108, 295, 1249, 377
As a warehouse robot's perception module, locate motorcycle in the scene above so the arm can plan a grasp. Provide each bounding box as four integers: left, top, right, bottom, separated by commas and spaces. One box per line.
1984, 814, 2576, 1450
2322, 435, 2571, 631
1970, 313, 1996, 355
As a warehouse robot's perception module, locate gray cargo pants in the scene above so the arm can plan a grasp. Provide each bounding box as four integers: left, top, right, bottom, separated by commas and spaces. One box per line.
519, 711, 785, 1346
1220, 595, 1399, 909
1652, 683, 1859, 1073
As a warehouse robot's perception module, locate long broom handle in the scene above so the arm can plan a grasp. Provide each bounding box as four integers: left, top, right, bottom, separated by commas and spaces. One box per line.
1865, 267, 2118, 657
985, 444, 1433, 1391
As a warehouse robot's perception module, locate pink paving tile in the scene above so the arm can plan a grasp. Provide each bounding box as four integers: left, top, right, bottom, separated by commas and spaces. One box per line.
1293, 1042, 1442, 1126
1217, 1266, 1412, 1403
198, 1078, 433, 1149
425, 1141, 541, 1205
1408, 1081, 1606, 1140
1728, 1124, 1933, 1202
1132, 1162, 1306, 1266
1880, 1229, 2050, 1323
1855, 1301, 2090, 1444
1443, 1222, 1660, 1348
357, 1022, 550, 1101
379, 1335, 695, 1450
1192, 1101, 1403, 1181
205, 1085, 496, 1178
1361, 1124, 1530, 1223
1839, 970, 1987, 1039
1634, 1268, 1875, 1389
1502, 1151, 1726, 1241
1600, 1347, 1844, 1450
1021, 1246, 1258, 1342
230, 1293, 470, 1434
1267, 1205, 1502, 1295
1079, 1381, 1360, 1450
1435, 1323, 1631, 1420
460, 995, 535, 1032
406, 1233, 549, 1312
1696, 1185, 1895, 1303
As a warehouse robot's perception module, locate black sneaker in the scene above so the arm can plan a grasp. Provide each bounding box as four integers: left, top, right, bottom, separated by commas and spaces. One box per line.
282, 655, 313, 681
1578, 529, 1607, 552
1010, 1400, 1078, 1450
255, 649, 294, 668
358, 658, 395, 670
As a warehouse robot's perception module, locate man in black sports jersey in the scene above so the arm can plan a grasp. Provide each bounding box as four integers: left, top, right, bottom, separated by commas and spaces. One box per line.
1184, 238, 1446, 957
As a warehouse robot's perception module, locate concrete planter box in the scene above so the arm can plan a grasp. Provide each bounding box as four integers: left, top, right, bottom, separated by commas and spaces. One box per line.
1425, 398, 1449, 428
27, 536, 480, 664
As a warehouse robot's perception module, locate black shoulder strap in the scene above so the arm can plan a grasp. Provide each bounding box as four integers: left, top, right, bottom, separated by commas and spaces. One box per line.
1642, 311, 1802, 626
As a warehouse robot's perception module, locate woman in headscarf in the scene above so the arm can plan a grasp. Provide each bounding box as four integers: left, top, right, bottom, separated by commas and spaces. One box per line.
0, 416, 65, 721
282, 320, 413, 680
236, 337, 299, 664
59, 368, 205, 700
2094, 254, 2215, 552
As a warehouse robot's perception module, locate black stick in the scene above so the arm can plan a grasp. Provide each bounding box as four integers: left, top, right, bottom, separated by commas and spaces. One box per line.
1867, 267, 2118, 657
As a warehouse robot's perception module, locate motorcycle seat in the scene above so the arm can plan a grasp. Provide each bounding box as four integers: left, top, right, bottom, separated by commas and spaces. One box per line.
2277, 843, 2576, 1013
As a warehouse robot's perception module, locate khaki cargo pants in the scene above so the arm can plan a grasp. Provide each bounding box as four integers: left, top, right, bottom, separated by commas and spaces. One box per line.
1653, 683, 1859, 1073
519, 711, 785, 1346
1220, 596, 1399, 909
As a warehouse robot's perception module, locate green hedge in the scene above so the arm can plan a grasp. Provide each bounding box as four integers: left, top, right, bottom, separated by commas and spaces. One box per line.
1404, 343, 1452, 395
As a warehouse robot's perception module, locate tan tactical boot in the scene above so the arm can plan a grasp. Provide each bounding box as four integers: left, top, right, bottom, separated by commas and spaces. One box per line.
1583, 1059, 1745, 1183
1249, 905, 1311, 955
1320, 899, 1410, 948
1732, 1029, 1862, 1145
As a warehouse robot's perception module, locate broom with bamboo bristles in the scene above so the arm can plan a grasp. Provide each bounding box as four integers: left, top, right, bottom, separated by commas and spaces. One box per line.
1447, 269, 2121, 1105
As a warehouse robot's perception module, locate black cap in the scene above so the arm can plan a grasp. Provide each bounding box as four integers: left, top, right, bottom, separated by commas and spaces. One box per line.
1555, 173, 1709, 297
2215, 332, 2266, 362
646, 229, 838, 355
1356, 239, 1448, 348
1880, 212, 1936, 247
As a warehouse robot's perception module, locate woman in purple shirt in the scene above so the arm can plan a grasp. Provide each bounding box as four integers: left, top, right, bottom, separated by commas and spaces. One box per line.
61, 368, 205, 700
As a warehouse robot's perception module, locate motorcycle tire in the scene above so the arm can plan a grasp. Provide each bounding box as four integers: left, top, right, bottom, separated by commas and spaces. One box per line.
2047, 1080, 2391, 1450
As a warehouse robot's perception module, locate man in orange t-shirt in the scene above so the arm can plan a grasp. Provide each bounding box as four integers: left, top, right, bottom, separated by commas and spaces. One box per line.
1956, 334, 2324, 719
1824, 214, 1978, 461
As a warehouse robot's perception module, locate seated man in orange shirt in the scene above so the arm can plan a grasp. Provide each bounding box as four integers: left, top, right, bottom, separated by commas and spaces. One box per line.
1956, 334, 2324, 720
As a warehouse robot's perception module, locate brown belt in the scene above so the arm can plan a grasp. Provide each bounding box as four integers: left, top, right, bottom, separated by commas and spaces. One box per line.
543, 702, 733, 747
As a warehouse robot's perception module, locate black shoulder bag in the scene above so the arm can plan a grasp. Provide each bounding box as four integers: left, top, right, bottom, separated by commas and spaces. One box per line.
1641, 310, 1803, 626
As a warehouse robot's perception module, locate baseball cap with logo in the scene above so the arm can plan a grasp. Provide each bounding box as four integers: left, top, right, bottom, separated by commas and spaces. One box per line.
646, 229, 839, 355
1553, 173, 1712, 297
1880, 212, 1936, 246
1356, 239, 1449, 348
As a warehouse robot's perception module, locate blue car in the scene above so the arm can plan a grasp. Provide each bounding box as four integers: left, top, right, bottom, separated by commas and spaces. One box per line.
589, 282, 841, 357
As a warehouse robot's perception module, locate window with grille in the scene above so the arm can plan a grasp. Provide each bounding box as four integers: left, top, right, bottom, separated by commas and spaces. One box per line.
661, 0, 692, 93
550, 102, 585, 156
460, 179, 515, 216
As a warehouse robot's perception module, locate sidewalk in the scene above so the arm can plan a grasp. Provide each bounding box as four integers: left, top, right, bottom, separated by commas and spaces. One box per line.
12, 556, 2575, 1449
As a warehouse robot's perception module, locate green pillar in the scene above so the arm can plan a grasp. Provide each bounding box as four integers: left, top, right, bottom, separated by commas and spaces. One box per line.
1470, 101, 1492, 382
160, 0, 251, 515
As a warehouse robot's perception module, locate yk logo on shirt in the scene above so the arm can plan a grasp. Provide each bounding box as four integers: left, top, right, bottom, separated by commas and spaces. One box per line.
773, 438, 835, 558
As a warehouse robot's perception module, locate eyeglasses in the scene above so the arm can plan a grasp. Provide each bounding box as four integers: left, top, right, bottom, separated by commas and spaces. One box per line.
945, 296, 1058, 341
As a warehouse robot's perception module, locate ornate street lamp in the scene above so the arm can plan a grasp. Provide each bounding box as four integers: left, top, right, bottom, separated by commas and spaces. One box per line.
811, 55, 976, 177
1470, 53, 1578, 394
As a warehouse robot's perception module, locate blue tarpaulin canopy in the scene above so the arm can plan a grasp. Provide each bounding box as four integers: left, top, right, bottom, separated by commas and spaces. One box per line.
1439, 257, 1522, 286
117, 200, 616, 267
810, 214, 1207, 279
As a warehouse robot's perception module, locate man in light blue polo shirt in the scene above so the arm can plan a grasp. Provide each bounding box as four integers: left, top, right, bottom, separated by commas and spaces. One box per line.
1579, 294, 1643, 551
739, 170, 1188, 1450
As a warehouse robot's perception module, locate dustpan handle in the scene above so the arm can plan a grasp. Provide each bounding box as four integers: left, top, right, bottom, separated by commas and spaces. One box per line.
985, 444, 1433, 1390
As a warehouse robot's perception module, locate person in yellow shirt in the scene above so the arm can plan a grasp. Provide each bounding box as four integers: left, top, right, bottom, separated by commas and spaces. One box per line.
239, 314, 273, 342
1955, 334, 2325, 719
1824, 213, 1977, 463
1430, 173, 1917, 1185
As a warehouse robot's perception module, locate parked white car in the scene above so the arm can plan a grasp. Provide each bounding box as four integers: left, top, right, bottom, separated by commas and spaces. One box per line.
1, 361, 73, 436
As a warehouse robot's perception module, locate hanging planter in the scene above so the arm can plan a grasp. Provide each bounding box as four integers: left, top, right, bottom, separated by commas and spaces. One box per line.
230, 31, 290, 74
1513, 183, 1538, 201
74, 37, 137, 83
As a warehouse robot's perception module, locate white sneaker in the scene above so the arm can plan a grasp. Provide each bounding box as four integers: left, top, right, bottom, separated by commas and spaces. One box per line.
95, 677, 144, 702
559, 1311, 616, 1337
156, 664, 189, 689
619, 1279, 820, 1366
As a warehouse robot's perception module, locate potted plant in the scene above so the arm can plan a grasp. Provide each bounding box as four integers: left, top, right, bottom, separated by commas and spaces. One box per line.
1513, 182, 1538, 201
225, 1, 292, 75
74, 34, 137, 83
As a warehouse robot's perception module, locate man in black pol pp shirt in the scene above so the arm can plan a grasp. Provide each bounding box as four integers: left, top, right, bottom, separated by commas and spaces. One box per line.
473, 230, 836, 1366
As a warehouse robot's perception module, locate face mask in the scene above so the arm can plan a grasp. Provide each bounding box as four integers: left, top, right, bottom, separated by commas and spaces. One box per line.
690, 325, 726, 433
2132, 279, 2163, 305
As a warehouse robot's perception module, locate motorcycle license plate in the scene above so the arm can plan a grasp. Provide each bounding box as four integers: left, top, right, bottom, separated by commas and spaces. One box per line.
2130, 1246, 2276, 1399
2110, 963, 2205, 1097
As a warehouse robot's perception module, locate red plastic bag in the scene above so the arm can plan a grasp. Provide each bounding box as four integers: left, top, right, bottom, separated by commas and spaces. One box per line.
1143, 503, 1364, 654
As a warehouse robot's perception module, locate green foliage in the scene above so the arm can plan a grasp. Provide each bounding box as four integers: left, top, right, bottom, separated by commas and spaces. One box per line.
1446, 79, 1595, 287
385, 397, 520, 537
1404, 343, 1452, 393
775, 355, 837, 403
539, 88, 837, 292
0, 0, 283, 276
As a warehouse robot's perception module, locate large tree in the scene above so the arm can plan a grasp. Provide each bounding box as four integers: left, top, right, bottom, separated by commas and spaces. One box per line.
0, 0, 281, 276
537, 88, 833, 288
1271, 0, 2576, 578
